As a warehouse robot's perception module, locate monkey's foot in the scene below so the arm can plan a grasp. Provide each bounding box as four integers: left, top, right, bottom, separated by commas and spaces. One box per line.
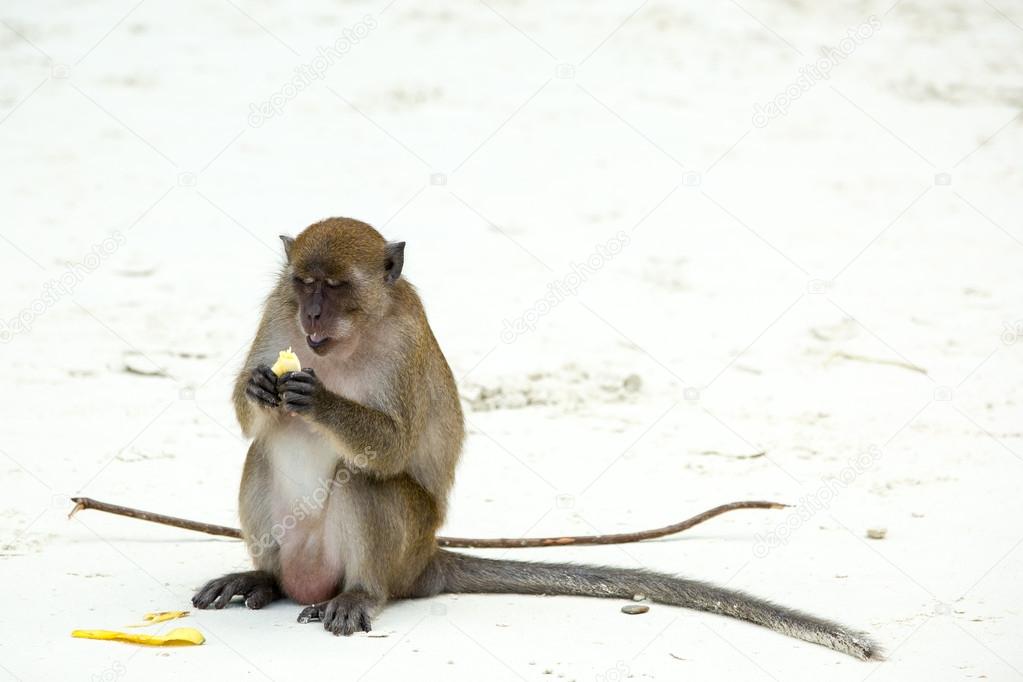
192, 570, 280, 610
297, 592, 375, 636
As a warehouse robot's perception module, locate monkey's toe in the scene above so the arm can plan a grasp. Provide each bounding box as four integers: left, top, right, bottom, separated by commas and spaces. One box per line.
193, 571, 279, 610
244, 586, 276, 610
298, 593, 373, 636
325, 603, 372, 637
297, 603, 324, 624
193, 577, 231, 609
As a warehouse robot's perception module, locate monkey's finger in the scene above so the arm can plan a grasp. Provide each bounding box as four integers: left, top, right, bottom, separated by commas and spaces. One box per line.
358, 612, 372, 633
279, 380, 314, 395
253, 375, 277, 394
279, 371, 317, 385
251, 366, 277, 392
246, 384, 280, 407
281, 392, 313, 407
246, 381, 278, 399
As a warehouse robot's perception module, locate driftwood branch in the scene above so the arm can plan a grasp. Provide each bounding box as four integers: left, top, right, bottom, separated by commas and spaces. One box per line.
70, 497, 243, 538
69, 497, 787, 549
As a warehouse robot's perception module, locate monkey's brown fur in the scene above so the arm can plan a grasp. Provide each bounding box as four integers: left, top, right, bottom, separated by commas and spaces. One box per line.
193, 218, 881, 660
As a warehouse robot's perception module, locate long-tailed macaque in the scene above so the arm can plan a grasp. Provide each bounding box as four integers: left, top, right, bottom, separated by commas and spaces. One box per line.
192, 218, 880, 660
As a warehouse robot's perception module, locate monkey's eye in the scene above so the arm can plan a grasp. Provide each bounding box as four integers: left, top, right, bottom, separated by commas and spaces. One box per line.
293, 276, 315, 286
325, 279, 348, 288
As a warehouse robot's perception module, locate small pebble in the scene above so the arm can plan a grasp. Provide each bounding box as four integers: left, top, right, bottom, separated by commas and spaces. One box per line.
621, 604, 649, 615
866, 527, 887, 540
632, 594, 646, 602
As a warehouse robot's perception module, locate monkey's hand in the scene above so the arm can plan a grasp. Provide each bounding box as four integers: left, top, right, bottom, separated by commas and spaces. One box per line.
279, 368, 324, 415
246, 364, 280, 409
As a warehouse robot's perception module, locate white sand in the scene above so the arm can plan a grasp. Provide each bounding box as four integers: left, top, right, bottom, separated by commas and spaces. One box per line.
1, 0, 1021, 679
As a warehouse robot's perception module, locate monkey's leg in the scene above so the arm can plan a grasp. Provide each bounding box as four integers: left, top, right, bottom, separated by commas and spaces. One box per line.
192, 570, 281, 610
292, 477, 431, 637
296, 589, 382, 636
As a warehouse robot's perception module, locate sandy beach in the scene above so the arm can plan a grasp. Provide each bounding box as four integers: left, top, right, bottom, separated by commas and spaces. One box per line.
1, 0, 1021, 679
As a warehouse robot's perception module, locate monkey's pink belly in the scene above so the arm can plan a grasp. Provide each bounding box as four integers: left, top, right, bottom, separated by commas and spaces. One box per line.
278, 524, 343, 604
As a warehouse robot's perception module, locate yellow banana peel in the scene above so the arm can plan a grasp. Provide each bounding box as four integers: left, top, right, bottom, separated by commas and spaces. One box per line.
71, 627, 205, 646
127, 610, 190, 627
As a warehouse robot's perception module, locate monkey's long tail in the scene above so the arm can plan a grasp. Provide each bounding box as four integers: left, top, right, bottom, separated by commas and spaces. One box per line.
430, 549, 881, 661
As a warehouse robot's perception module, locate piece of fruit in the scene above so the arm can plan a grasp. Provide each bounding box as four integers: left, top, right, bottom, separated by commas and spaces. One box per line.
271, 347, 302, 376
127, 610, 190, 627
71, 627, 205, 646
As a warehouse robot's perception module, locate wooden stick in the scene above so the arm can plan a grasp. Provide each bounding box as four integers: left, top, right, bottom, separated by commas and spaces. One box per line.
69, 496, 787, 548
70, 497, 242, 539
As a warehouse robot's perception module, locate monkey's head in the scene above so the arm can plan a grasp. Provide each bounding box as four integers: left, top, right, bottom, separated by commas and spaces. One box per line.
280, 218, 405, 356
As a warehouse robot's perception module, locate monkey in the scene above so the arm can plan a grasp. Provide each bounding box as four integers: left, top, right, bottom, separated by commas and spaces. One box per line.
192, 217, 881, 660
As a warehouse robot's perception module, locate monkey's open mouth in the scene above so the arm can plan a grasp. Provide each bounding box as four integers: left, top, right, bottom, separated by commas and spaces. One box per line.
306, 334, 331, 350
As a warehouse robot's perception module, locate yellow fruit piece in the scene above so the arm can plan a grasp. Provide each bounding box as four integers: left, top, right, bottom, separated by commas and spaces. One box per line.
72, 627, 205, 646
271, 347, 302, 376
127, 610, 190, 627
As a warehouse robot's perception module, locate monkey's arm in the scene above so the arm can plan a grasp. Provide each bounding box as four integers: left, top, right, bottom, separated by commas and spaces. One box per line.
279, 370, 412, 476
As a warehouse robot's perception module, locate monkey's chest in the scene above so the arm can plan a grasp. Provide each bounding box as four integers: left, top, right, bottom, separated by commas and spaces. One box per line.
266, 420, 351, 603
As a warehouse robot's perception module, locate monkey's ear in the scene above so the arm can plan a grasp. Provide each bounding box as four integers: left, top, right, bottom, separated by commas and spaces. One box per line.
384, 241, 405, 284
279, 235, 295, 262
